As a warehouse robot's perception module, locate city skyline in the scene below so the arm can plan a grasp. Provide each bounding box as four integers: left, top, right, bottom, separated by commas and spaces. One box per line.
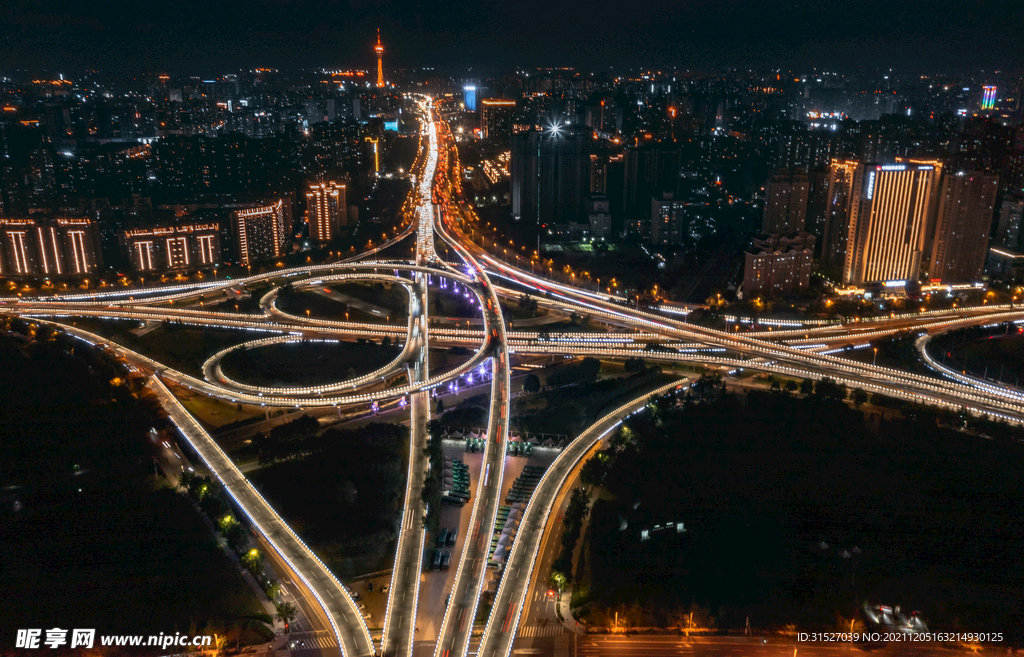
5, 9, 1024, 657
2, 0, 1024, 74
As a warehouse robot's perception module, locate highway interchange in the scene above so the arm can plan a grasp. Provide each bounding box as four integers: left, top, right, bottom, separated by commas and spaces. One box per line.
5, 96, 1024, 657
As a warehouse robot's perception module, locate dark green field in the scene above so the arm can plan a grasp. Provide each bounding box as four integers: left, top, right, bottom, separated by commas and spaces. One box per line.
0, 330, 267, 645
221, 340, 401, 387
578, 389, 1024, 635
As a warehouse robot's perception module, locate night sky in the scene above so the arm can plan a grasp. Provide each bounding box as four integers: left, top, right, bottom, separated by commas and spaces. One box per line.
1, 0, 1021, 75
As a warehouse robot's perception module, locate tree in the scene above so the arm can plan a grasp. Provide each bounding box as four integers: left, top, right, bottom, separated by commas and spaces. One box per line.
435, 399, 445, 414
852, 388, 869, 407
523, 373, 541, 394
178, 470, 195, 494
241, 548, 263, 575
624, 357, 646, 373
580, 453, 610, 487
692, 371, 726, 402
785, 380, 799, 393
382, 335, 392, 348
276, 601, 298, 632
549, 570, 567, 594
815, 377, 848, 401
800, 378, 815, 395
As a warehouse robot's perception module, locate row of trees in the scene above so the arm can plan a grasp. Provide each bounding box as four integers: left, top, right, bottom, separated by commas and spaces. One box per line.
177, 470, 301, 631
549, 486, 591, 593
421, 420, 445, 534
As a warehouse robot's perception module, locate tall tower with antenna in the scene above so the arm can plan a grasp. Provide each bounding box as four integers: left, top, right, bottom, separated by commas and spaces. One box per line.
375, 29, 385, 88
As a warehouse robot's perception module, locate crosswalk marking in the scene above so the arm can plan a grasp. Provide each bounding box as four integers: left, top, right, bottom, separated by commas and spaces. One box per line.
517, 624, 565, 638
284, 633, 339, 649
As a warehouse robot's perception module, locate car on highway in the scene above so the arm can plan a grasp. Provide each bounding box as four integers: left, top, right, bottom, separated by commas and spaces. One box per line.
447, 526, 458, 546
441, 549, 451, 571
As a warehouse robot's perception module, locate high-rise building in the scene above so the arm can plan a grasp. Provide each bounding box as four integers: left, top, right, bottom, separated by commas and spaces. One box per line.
649, 193, 688, 246
762, 169, 809, 234
928, 171, 998, 283
122, 222, 221, 272
622, 144, 681, 221
464, 86, 478, 112
306, 181, 347, 243
510, 125, 590, 231
26, 146, 55, 210
375, 29, 385, 88
982, 86, 997, 111
589, 154, 609, 195
587, 194, 612, 239
842, 161, 943, 285
743, 232, 816, 296
996, 196, 1024, 248
480, 99, 516, 141
231, 200, 286, 265
820, 159, 859, 267
0, 217, 102, 276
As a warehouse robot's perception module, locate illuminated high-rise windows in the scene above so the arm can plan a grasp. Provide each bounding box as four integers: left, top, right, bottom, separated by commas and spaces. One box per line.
820, 159, 859, 267
762, 169, 809, 234
306, 181, 347, 243
0, 217, 102, 276
232, 201, 286, 265
842, 161, 942, 285
122, 223, 221, 272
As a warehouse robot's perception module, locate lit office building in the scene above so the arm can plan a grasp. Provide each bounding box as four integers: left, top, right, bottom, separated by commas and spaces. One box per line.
480, 99, 516, 141
231, 200, 286, 265
0, 217, 102, 276
928, 171, 998, 283
122, 223, 221, 272
306, 181, 347, 243
842, 161, 943, 285
762, 169, 809, 234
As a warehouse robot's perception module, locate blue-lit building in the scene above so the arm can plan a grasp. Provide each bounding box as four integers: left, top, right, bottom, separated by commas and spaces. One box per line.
464, 85, 477, 112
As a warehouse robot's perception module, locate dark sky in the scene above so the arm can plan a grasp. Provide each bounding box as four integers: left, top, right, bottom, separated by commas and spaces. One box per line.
1, 0, 1021, 75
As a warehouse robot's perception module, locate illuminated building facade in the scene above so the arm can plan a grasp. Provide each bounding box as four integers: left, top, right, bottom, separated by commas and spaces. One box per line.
306, 181, 347, 243
743, 232, 816, 296
820, 159, 859, 267
480, 99, 516, 141
982, 86, 997, 111
0, 217, 102, 276
928, 171, 998, 283
122, 223, 221, 272
842, 161, 942, 285
762, 169, 809, 234
464, 86, 478, 112
231, 201, 286, 265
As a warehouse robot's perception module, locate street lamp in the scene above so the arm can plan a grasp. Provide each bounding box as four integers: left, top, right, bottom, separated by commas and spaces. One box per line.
872, 348, 878, 367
